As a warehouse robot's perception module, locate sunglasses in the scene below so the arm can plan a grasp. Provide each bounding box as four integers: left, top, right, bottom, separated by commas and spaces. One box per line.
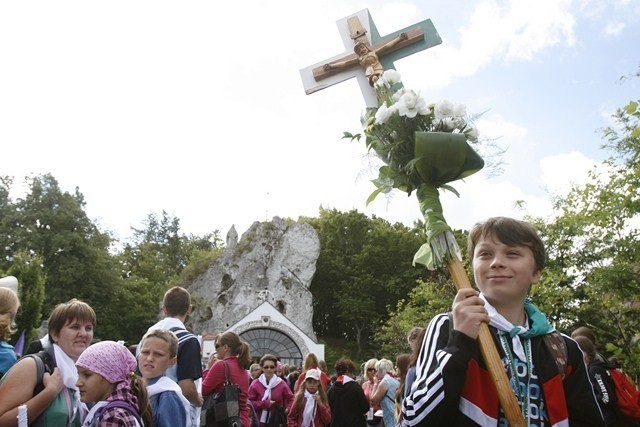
262, 365, 276, 369
367, 368, 376, 372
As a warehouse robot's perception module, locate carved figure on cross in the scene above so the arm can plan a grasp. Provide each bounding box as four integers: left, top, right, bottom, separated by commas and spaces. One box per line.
323, 34, 409, 86
299, 9, 443, 107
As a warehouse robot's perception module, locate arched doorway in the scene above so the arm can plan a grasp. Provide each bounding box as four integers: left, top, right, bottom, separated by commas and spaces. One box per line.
240, 327, 303, 367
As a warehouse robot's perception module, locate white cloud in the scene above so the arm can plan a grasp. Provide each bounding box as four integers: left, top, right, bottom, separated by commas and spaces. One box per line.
403, 0, 576, 91
603, 21, 625, 36
539, 151, 596, 196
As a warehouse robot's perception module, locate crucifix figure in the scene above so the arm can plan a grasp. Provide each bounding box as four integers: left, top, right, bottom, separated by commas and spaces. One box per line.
299, 9, 442, 107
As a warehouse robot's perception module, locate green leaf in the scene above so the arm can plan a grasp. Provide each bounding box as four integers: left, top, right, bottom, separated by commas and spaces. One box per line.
414, 132, 484, 186
366, 188, 383, 205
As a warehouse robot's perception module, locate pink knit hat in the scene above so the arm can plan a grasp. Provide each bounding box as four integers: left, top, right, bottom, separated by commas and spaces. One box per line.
76, 341, 137, 384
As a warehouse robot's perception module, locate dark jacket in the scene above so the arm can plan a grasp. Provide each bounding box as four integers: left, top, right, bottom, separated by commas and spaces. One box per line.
589, 359, 639, 427
403, 313, 605, 426
327, 378, 369, 427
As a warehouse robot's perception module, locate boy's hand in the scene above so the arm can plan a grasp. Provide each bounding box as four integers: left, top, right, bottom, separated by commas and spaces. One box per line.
451, 289, 489, 339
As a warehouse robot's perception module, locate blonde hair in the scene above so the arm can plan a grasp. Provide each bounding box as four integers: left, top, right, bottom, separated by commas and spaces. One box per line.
0, 288, 19, 340
375, 359, 394, 376
363, 358, 377, 376
141, 329, 178, 359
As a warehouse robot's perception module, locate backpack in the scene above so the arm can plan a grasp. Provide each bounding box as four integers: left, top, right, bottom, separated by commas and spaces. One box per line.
0, 348, 57, 427
607, 368, 640, 420
91, 400, 143, 426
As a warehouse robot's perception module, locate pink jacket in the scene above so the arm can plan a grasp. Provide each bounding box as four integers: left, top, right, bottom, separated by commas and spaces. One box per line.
247, 376, 294, 426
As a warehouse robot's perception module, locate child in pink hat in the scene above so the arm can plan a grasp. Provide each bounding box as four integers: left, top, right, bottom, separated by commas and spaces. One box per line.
76, 341, 153, 426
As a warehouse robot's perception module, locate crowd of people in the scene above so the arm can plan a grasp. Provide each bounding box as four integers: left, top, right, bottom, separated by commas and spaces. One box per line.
0, 216, 638, 426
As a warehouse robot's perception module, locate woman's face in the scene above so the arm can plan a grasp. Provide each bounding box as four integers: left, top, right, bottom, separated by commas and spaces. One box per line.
215, 340, 229, 359
50, 318, 94, 361
261, 360, 276, 380
366, 365, 376, 380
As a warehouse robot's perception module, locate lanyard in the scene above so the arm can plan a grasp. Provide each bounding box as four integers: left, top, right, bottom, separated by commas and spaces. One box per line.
499, 332, 532, 424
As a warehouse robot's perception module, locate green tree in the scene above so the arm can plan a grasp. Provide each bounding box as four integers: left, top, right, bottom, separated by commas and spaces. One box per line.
529, 69, 640, 378
0, 174, 122, 335
9, 251, 46, 345
304, 208, 426, 360
376, 228, 467, 355
116, 211, 223, 342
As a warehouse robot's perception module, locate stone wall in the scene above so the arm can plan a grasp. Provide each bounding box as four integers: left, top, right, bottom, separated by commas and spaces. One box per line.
187, 217, 320, 340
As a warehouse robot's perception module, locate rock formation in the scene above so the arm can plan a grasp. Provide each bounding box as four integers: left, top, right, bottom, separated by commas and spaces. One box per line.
187, 217, 320, 340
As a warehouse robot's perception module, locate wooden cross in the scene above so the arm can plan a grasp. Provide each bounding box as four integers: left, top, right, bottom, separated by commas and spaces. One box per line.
300, 9, 442, 107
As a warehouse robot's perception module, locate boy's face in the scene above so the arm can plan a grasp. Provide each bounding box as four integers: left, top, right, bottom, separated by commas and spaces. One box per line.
138, 337, 176, 380
472, 234, 541, 305
76, 366, 115, 403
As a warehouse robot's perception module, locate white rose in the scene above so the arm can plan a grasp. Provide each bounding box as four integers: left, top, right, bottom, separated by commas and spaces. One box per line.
397, 90, 429, 118
374, 103, 393, 124
381, 69, 401, 85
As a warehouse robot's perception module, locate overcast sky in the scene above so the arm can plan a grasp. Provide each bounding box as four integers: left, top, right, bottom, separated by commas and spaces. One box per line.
1, 0, 638, 243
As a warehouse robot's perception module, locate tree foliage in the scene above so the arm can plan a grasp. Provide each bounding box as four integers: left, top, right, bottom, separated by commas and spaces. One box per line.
529, 70, 640, 378
0, 175, 223, 345
303, 208, 427, 360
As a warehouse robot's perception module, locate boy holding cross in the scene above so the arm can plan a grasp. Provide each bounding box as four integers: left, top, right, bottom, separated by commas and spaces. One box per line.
402, 217, 604, 426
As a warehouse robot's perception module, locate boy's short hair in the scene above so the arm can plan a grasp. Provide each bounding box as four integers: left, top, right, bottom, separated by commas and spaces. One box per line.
48, 299, 96, 339
468, 217, 545, 272
141, 329, 178, 359
571, 326, 597, 345
162, 286, 191, 317
574, 336, 597, 362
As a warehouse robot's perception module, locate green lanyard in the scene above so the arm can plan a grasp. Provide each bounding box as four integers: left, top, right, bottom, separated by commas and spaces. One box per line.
499, 332, 532, 424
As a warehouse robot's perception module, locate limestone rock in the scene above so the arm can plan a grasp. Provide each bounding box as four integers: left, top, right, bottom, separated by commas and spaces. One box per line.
187, 217, 320, 340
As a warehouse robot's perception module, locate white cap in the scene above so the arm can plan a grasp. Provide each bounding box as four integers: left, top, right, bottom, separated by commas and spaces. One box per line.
304, 368, 321, 381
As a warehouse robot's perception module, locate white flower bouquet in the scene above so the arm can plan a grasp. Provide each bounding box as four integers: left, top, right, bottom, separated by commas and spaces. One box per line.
345, 69, 484, 269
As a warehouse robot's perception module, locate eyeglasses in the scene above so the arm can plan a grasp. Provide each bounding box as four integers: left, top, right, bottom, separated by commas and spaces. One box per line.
215, 342, 223, 349
262, 365, 276, 369
367, 368, 376, 372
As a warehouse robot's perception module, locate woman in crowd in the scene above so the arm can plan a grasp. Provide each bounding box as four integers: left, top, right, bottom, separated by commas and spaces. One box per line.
404, 327, 425, 398
394, 354, 412, 425
0, 299, 96, 426
0, 287, 20, 378
202, 332, 252, 427
369, 358, 399, 427
248, 354, 294, 426
327, 358, 369, 427
361, 358, 382, 427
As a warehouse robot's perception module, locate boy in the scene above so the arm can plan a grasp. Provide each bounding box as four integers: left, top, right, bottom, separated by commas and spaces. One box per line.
143, 286, 203, 426
402, 217, 604, 426
139, 329, 190, 427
